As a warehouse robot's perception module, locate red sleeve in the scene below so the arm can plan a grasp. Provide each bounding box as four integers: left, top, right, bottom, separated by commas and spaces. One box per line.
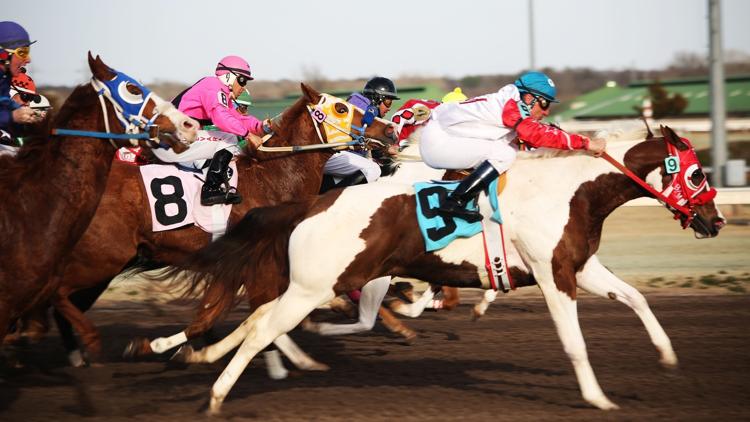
501, 100, 588, 150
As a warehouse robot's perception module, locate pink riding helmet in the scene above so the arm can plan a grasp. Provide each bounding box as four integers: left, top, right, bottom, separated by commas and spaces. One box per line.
215, 55, 253, 80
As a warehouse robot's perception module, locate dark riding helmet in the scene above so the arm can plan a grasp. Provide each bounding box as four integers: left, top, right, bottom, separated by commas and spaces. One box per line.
362, 76, 400, 105
0, 21, 35, 50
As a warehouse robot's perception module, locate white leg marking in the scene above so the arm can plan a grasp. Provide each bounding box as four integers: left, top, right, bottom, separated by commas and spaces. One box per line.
312, 276, 390, 336
577, 256, 677, 367
150, 331, 188, 354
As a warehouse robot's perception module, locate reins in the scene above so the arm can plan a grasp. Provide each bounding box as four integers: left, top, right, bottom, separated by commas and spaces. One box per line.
258, 97, 383, 154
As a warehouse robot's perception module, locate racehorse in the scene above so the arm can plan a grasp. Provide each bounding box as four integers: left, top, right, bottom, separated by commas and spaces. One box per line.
153, 126, 724, 414
34, 84, 397, 365
0, 54, 196, 346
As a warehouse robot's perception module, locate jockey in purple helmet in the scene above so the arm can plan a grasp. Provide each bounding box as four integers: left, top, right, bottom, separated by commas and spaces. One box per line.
154, 55, 272, 206
1, 21, 42, 144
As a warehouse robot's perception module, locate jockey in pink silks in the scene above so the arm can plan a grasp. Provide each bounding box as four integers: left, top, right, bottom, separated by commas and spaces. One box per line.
152, 55, 272, 205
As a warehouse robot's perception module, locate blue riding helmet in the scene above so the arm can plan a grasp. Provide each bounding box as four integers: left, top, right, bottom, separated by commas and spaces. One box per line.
0, 21, 35, 49
514, 71, 558, 103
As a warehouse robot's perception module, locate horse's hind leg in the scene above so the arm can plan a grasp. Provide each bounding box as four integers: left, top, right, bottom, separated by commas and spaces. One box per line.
534, 265, 619, 410
576, 255, 677, 368
208, 284, 333, 415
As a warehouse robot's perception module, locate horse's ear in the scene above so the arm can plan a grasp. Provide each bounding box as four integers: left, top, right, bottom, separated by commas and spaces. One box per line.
88, 52, 115, 81
660, 125, 689, 151
301, 83, 321, 104
642, 116, 654, 139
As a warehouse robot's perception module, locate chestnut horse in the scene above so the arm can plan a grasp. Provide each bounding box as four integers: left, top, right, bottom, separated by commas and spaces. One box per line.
155, 126, 724, 414
0, 54, 196, 345
40, 84, 396, 364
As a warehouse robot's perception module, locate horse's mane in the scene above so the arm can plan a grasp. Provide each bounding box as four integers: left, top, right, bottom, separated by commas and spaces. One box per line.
0, 84, 96, 183
237, 93, 311, 160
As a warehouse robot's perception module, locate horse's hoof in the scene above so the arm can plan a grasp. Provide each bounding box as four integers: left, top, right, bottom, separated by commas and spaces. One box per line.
68, 349, 87, 368
171, 345, 195, 363
471, 307, 484, 321
123, 337, 152, 359
303, 361, 330, 372
399, 329, 417, 343
586, 395, 620, 411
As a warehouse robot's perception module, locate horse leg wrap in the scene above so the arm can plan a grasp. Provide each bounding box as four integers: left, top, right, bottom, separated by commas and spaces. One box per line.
150, 332, 188, 354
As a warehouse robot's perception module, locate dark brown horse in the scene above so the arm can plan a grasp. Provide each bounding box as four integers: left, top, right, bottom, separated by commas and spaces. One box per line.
150, 127, 725, 414
37, 84, 396, 363
0, 54, 196, 345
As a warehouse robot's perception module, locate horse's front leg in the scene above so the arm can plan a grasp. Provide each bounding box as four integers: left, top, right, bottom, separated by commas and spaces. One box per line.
534, 264, 619, 410
50, 290, 104, 364
208, 285, 333, 415
576, 255, 677, 368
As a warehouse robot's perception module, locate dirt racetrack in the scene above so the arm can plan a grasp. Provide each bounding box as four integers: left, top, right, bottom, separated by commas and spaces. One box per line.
1, 207, 749, 421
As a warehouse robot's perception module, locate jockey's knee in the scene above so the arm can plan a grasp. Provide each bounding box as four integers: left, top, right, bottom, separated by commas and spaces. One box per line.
362, 164, 381, 183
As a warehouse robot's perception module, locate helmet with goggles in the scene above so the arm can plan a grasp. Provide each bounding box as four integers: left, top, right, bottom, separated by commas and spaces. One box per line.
362, 76, 399, 106
215, 55, 253, 88
514, 71, 558, 103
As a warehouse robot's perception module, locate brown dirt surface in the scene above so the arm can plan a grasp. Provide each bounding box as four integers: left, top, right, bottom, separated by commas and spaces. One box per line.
1, 206, 749, 421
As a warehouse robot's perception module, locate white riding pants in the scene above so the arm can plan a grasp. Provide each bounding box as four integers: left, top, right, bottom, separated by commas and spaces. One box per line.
419, 120, 518, 173
323, 150, 382, 183
151, 130, 240, 170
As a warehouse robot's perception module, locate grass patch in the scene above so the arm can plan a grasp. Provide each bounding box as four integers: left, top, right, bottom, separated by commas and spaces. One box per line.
126, 290, 139, 296
649, 277, 665, 282
728, 285, 747, 293
718, 270, 728, 275
679, 281, 694, 288
699, 275, 720, 286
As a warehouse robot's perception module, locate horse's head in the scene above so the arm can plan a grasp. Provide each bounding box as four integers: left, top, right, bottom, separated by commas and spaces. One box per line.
636, 125, 725, 238
300, 83, 397, 152
87, 53, 198, 153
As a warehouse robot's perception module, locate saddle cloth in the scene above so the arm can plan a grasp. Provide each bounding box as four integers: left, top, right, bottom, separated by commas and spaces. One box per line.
140, 163, 239, 235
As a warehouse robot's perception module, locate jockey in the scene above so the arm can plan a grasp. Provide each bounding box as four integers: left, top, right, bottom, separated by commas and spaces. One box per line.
0, 21, 42, 143
234, 91, 252, 116
322, 76, 400, 188
420, 71, 607, 222
154, 55, 272, 206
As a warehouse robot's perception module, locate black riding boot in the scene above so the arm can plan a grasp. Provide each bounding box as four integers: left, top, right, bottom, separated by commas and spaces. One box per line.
201, 149, 242, 206
319, 170, 368, 194
436, 160, 499, 223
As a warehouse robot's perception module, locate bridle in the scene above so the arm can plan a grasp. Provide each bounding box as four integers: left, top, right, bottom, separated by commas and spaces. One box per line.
258, 94, 387, 153
52, 71, 167, 148
601, 137, 717, 229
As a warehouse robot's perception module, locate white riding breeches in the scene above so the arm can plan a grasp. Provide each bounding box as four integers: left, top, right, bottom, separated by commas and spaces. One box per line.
324, 150, 381, 183
419, 120, 518, 173
151, 130, 240, 170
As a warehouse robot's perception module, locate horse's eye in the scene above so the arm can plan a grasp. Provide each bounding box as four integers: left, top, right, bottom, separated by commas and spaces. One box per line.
334, 103, 348, 115
125, 83, 142, 95
690, 168, 705, 185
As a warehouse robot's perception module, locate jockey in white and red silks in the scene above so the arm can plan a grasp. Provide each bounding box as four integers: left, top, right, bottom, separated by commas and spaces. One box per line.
420, 71, 607, 222
152, 55, 272, 206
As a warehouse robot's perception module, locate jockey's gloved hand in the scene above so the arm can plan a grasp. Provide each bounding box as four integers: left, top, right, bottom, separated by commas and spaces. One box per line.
586, 137, 607, 157
13, 107, 42, 124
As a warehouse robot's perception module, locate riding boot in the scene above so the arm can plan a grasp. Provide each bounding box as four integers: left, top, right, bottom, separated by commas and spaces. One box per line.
201, 149, 242, 206
336, 170, 368, 188
436, 160, 499, 223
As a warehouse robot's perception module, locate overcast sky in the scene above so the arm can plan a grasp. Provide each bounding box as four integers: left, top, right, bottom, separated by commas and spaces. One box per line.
5, 0, 749, 86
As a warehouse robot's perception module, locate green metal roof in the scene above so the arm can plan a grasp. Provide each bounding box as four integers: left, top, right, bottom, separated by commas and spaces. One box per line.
248, 84, 446, 120
552, 75, 750, 121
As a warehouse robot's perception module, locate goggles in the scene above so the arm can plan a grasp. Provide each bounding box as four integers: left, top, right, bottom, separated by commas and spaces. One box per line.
17, 91, 41, 103
534, 95, 551, 111
4, 46, 30, 59
234, 73, 249, 87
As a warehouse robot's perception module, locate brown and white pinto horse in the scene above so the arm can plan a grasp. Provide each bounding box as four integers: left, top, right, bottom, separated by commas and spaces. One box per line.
0, 54, 196, 346
157, 126, 724, 414
37, 84, 397, 365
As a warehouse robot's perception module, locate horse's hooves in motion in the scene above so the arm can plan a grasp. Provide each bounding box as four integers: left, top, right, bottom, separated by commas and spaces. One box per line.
68, 349, 89, 368
170, 345, 195, 363
122, 337, 153, 359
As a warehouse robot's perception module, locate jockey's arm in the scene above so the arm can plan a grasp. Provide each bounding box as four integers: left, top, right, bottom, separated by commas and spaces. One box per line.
201, 88, 264, 137
501, 100, 588, 151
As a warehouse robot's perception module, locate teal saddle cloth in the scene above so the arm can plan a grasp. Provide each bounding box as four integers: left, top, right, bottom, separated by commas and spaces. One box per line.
413, 179, 502, 252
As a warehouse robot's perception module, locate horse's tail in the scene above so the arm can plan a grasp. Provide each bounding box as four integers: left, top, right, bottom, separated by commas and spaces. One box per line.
151, 197, 316, 323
